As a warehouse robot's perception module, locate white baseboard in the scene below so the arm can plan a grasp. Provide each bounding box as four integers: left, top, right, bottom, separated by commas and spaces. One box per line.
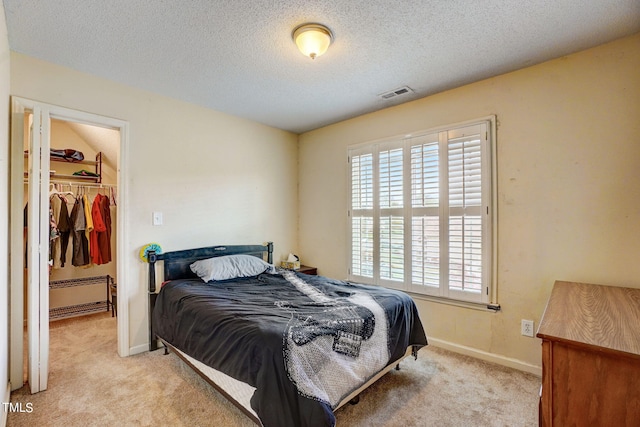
133, 338, 541, 377
2, 382, 10, 427
427, 337, 542, 377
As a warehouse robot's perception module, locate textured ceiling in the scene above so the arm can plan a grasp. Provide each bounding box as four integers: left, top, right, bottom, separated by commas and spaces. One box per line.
4, 1, 640, 134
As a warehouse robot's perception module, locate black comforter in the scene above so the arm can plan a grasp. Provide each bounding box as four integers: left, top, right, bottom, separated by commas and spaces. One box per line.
152, 271, 427, 427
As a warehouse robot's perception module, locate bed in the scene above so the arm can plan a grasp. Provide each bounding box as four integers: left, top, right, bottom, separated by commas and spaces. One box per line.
148, 243, 427, 427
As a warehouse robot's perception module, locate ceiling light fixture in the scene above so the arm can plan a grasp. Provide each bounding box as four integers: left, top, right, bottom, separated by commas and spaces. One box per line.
292, 23, 333, 60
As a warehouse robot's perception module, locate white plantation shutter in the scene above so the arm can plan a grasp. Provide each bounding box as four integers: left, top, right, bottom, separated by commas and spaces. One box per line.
410, 134, 440, 291
349, 118, 494, 305
351, 152, 374, 278
379, 148, 403, 209
351, 216, 373, 277
351, 152, 373, 210
380, 215, 404, 281
379, 148, 404, 282
447, 127, 484, 297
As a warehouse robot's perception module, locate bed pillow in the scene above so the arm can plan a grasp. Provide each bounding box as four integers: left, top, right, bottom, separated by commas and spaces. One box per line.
190, 254, 275, 282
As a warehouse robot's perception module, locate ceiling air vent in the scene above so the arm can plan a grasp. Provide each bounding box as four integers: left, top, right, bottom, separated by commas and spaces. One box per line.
378, 86, 414, 100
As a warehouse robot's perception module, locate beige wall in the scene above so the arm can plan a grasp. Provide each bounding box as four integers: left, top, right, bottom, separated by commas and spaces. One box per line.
10, 53, 299, 351
1, 0, 10, 403
298, 33, 640, 369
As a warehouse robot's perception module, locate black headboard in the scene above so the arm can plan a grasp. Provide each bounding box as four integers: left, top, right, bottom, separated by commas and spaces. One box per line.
148, 242, 273, 293
147, 242, 273, 351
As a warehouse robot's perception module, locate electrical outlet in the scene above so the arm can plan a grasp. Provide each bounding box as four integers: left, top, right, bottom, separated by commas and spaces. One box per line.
521, 319, 534, 337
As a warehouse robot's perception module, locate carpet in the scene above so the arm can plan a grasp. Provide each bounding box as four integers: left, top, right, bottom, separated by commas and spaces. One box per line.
8, 312, 540, 426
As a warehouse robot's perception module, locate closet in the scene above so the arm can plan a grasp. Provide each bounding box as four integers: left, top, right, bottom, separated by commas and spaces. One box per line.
24, 119, 119, 321
10, 98, 129, 394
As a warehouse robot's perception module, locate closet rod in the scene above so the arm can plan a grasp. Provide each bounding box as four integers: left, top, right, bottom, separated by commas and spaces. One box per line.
23, 179, 117, 189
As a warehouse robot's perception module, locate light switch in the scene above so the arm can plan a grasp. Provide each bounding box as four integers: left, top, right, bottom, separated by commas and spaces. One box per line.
152, 211, 163, 226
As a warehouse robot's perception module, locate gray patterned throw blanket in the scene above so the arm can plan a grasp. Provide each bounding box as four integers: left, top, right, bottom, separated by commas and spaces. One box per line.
279, 271, 390, 408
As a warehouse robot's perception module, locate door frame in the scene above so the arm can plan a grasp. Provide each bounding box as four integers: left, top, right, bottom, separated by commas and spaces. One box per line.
9, 96, 130, 391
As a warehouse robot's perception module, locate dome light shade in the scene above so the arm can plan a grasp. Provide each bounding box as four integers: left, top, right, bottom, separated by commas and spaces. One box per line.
293, 23, 333, 60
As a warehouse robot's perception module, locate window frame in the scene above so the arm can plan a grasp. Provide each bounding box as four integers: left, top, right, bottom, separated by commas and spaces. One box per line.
347, 116, 498, 308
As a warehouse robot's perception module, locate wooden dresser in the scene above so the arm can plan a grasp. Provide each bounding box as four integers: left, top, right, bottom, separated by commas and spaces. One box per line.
536, 281, 640, 426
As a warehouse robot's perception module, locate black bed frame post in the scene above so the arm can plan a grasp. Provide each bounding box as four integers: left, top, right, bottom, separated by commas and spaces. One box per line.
267, 241, 273, 264
148, 250, 158, 351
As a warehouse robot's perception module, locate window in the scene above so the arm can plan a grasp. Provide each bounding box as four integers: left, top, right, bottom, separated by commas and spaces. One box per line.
348, 118, 495, 305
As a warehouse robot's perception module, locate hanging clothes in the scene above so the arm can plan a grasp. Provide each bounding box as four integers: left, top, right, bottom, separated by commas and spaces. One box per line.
89, 194, 107, 265
100, 193, 112, 263
82, 193, 94, 264
89, 193, 112, 265
39, 185, 116, 268
58, 200, 71, 267
110, 187, 117, 206
50, 195, 63, 268
70, 197, 90, 266
57, 196, 72, 267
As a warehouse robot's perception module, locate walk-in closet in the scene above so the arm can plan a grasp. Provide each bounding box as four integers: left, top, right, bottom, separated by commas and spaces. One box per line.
42, 119, 119, 321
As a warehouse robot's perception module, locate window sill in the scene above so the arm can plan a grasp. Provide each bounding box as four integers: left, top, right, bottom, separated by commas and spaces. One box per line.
408, 292, 501, 312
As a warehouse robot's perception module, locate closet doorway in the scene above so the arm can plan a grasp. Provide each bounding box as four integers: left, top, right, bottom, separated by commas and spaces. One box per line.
9, 97, 130, 393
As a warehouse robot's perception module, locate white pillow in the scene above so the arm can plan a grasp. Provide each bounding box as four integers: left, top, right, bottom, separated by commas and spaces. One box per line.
190, 254, 275, 282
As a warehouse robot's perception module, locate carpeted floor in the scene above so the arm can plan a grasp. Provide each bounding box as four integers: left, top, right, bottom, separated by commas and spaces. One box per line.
9, 312, 540, 426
